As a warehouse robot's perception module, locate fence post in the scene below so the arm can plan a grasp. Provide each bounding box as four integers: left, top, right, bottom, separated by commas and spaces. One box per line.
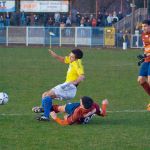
26, 27, 28, 46
75, 27, 77, 47
90, 27, 92, 48
6, 27, 8, 46
60, 27, 61, 47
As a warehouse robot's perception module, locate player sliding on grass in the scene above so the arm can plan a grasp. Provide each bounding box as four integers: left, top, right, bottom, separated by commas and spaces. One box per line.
34, 49, 85, 121
33, 96, 108, 125
137, 20, 150, 111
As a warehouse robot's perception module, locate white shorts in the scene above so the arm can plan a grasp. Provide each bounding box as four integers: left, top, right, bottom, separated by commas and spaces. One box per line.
51, 82, 77, 100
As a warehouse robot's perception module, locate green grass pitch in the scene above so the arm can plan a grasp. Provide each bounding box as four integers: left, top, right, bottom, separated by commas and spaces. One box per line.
0, 46, 150, 150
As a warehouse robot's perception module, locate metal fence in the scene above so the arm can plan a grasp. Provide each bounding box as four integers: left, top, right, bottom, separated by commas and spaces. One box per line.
114, 8, 147, 33
0, 26, 143, 49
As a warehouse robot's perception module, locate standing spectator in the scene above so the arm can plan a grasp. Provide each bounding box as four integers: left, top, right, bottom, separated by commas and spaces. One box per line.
107, 13, 113, 26
76, 12, 81, 26
97, 12, 103, 26
104, 12, 109, 26
0, 15, 4, 29
26, 16, 31, 26
80, 16, 85, 27
112, 11, 119, 24
20, 11, 26, 26
61, 15, 67, 24
65, 15, 72, 36
54, 12, 60, 23
5, 13, 10, 26
118, 11, 123, 21
71, 8, 78, 24
84, 19, 91, 27
89, 14, 94, 23
91, 18, 97, 27
47, 17, 54, 27
34, 14, 39, 26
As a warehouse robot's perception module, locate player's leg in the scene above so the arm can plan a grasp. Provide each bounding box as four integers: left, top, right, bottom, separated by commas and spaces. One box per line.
52, 104, 66, 113
36, 96, 52, 121
146, 65, 150, 111
50, 83, 77, 101
32, 89, 56, 113
42, 90, 57, 99
137, 62, 150, 95
100, 99, 109, 116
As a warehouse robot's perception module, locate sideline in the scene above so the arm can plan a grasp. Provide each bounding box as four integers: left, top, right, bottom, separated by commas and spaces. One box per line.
0, 109, 148, 116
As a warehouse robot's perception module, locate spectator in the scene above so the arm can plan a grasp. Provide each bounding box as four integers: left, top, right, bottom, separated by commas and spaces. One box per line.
65, 15, 72, 36
84, 19, 91, 27
0, 15, 4, 29
97, 12, 104, 26
5, 13, 10, 26
80, 16, 85, 27
76, 11, 81, 26
112, 11, 119, 24
20, 11, 26, 26
34, 14, 39, 26
47, 17, 54, 26
26, 16, 31, 26
107, 13, 113, 26
61, 15, 67, 24
118, 11, 123, 20
66, 15, 71, 26
91, 18, 97, 27
54, 12, 60, 23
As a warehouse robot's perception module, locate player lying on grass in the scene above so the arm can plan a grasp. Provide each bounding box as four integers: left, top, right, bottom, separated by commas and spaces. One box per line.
35, 48, 85, 121
32, 96, 108, 125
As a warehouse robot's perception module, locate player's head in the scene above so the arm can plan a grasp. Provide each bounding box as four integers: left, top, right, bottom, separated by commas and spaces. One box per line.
142, 20, 150, 33
80, 96, 93, 109
71, 49, 83, 59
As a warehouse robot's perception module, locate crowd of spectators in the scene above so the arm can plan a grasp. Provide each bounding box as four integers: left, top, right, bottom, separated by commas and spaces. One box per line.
0, 10, 124, 28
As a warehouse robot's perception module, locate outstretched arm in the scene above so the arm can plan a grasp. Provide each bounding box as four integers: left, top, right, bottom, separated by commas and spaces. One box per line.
48, 50, 65, 63
50, 111, 69, 126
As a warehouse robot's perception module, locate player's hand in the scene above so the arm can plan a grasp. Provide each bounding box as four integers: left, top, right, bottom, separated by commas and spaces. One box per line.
48, 49, 57, 57
64, 114, 69, 120
50, 111, 57, 120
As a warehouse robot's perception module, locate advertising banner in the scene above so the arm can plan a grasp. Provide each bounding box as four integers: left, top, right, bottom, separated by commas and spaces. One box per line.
0, 0, 15, 12
104, 27, 115, 46
20, 1, 69, 12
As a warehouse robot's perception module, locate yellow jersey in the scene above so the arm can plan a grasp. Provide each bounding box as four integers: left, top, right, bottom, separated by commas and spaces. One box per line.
64, 56, 84, 82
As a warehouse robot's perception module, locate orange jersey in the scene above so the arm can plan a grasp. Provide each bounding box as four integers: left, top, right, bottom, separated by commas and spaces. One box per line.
67, 103, 100, 125
54, 103, 100, 125
142, 32, 150, 62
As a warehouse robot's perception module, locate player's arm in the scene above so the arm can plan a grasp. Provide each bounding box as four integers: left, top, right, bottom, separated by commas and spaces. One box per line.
50, 111, 69, 126
48, 50, 65, 63
71, 74, 85, 85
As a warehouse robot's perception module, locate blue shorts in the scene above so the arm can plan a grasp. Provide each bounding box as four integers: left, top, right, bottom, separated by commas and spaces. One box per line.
139, 62, 150, 76
65, 102, 80, 115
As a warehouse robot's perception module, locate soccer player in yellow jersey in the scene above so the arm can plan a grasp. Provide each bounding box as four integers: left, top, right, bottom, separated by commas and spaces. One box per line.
33, 49, 85, 121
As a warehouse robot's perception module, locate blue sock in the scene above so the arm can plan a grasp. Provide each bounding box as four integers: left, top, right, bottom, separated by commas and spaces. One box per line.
42, 96, 52, 118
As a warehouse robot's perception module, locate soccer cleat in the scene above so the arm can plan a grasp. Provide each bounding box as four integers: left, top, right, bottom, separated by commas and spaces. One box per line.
146, 103, 150, 111
101, 99, 109, 117
32, 106, 44, 113
36, 115, 49, 121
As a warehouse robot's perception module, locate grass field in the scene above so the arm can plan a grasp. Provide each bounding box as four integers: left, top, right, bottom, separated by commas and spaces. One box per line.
0, 46, 150, 150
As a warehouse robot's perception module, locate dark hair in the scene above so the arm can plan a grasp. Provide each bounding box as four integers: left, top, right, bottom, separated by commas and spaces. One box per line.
142, 20, 150, 26
81, 96, 93, 109
71, 49, 83, 59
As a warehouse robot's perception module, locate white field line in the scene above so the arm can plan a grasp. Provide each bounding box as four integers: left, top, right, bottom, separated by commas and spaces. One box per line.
107, 110, 148, 113
0, 110, 148, 116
